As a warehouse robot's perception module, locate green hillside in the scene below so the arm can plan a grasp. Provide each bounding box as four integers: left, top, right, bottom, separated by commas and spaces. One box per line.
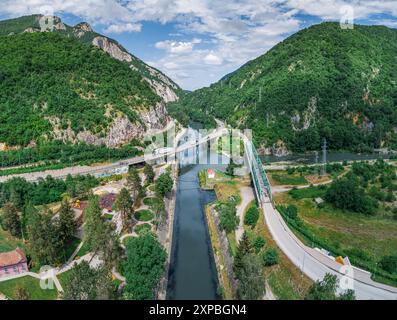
169, 22, 397, 153
0, 32, 158, 146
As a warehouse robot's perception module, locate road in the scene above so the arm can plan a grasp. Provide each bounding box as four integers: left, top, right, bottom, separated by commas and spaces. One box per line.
263, 202, 397, 299
0, 128, 227, 183
238, 131, 397, 300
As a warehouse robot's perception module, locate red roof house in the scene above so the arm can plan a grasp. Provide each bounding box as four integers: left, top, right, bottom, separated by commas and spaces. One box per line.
0, 248, 28, 278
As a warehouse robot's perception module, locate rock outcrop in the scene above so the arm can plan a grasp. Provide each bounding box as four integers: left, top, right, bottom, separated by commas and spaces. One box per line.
92, 36, 133, 62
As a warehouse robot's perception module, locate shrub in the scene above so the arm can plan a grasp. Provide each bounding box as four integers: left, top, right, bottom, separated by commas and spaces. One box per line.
285, 205, 298, 220
244, 204, 260, 228
379, 256, 397, 274
252, 236, 265, 253
263, 248, 278, 266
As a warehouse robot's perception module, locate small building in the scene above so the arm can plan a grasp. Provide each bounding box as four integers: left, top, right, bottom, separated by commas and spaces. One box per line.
207, 168, 215, 179
0, 248, 28, 278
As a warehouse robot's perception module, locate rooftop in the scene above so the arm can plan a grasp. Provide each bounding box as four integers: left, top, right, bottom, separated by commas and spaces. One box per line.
0, 248, 27, 267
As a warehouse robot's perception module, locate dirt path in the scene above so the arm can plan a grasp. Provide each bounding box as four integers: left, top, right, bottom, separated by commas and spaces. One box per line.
235, 186, 255, 242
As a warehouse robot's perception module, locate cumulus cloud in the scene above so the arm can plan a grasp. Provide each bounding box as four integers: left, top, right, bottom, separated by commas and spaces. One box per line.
155, 39, 201, 54
104, 22, 141, 33
203, 53, 223, 65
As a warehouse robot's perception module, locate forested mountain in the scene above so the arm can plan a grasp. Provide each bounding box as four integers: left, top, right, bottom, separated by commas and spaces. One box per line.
169, 22, 397, 154
0, 15, 180, 149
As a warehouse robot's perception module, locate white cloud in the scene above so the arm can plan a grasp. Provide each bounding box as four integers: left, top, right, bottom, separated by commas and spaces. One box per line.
203, 53, 223, 65
104, 22, 141, 33
155, 39, 201, 54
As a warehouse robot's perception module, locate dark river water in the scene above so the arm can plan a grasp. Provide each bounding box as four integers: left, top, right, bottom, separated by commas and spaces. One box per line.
166, 129, 228, 300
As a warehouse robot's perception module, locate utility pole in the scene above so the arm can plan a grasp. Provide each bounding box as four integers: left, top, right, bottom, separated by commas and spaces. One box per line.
321, 138, 327, 176
314, 151, 319, 175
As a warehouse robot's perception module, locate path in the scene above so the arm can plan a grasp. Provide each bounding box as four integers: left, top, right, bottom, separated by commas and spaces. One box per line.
235, 186, 255, 242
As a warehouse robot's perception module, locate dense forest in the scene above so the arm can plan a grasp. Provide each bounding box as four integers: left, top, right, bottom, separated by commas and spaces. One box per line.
0, 32, 160, 146
168, 22, 397, 153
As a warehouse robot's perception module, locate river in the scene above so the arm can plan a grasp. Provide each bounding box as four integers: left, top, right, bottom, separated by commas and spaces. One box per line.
166, 128, 228, 300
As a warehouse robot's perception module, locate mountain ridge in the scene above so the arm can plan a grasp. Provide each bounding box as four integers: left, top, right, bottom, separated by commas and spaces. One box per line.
168, 22, 397, 154
0, 15, 181, 149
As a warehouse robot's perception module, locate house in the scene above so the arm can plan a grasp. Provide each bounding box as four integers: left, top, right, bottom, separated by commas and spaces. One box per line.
0, 248, 28, 278
207, 168, 215, 179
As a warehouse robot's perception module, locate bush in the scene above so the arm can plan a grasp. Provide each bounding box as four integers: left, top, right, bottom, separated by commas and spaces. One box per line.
134, 210, 154, 222
285, 205, 298, 220
244, 204, 260, 228
263, 248, 278, 266
217, 200, 239, 233
252, 236, 265, 253
379, 256, 397, 274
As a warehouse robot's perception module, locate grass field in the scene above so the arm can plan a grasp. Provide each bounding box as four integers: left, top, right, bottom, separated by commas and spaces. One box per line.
134, 223, 152, 235
0, 276, 58, 300
143, 197, 163, 207
76, 242, 91, 258
134, 209, 154, 222
270, 171, 308, 186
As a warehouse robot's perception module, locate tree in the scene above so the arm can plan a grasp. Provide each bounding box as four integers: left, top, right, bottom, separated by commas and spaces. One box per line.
127, 168, 144, 200
28, 209, 60, 266
123, 233, 166, 300
62, 261, 114, 300
115, 188, 134, 232
234, 231, 253, 278
252, 236, 265, 253
83, 196, 107, 253
305, 273, 356, 300
244, 204, 259, 228
325, 176, 377, 214
149, 198, 166, 228
155, 172, 173, 198
56, 200, 77, 251
237, 254, 265, 300
83, 196, 122, 270
14, 286, 29, 300
263, 247, 279, 266
143, 163, 155, 184
226, 159, 239, 177
0, 202, 21, 237
217, 201, 239, 233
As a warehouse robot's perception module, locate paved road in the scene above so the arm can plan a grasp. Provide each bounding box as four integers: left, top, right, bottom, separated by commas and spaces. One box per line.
263, 202, 397, 299
238, 131, 397, 300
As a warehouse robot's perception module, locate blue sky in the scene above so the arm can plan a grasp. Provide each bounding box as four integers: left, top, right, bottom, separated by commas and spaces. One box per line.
1, 1, 397, 90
